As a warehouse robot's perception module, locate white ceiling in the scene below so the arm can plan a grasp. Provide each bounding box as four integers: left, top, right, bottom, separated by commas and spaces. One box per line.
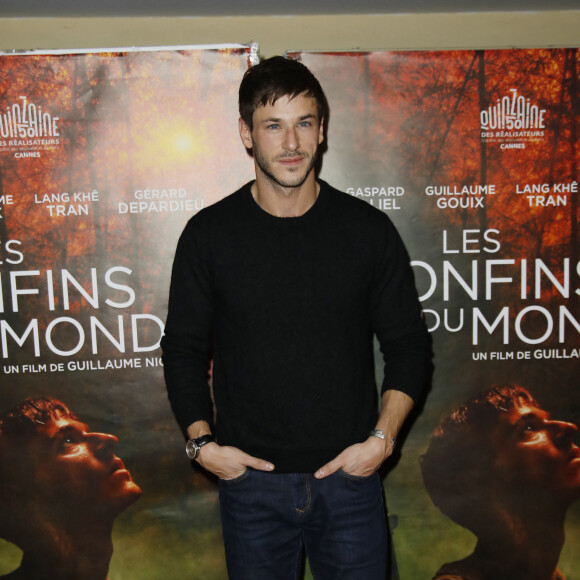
1, 0, 579, 18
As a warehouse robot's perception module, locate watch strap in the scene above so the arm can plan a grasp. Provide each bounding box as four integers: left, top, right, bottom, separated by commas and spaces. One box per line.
186, 434, 215, 460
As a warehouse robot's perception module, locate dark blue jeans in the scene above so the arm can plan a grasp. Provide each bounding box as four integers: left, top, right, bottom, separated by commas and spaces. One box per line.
218, 469, 388, 579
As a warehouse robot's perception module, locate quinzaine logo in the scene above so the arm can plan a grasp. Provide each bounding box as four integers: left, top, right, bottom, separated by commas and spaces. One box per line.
480, 89, 546, 148
0, 96, 61, 152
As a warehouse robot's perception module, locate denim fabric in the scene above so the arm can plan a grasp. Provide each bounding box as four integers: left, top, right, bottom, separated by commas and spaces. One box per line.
218, 469, 388, 579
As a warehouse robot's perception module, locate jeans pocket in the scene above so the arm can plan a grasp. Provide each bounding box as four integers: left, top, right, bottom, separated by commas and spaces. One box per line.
219, 468, 250, 486
337, 468, 376, 481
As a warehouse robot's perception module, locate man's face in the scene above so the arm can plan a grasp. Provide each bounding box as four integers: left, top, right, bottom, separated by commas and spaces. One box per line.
239, 93, 324, 190
24, 413, 141, 516
492, 402, 580, 501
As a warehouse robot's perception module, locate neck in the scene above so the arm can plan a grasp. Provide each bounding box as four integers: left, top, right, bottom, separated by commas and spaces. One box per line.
251, 173, 319, 217
16, 519, 114, 580
472, 508, 566, 580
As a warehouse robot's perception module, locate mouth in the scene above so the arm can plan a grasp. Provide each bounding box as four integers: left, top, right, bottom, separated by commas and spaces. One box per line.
568, 445, 580, 463
278, 154, 304, 166
111, 457, 131, 478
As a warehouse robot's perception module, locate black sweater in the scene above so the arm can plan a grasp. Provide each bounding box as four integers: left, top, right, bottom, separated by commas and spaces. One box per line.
162, 180, 431, 472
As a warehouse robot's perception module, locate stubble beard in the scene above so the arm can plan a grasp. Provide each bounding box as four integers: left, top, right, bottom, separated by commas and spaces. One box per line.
253, 140, 320, 190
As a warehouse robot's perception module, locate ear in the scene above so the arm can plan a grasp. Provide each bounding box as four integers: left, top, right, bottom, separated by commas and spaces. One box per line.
239, 118, 253, 150
318, 117, 325, 145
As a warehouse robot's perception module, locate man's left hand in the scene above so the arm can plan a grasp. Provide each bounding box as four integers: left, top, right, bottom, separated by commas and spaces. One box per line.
314, 435, 393, 479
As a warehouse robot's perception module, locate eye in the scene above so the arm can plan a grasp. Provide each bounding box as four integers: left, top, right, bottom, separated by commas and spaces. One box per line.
266, 123, 280, 130
60, 435, 76, 448
519, 417, 543, 436
57, 430, 82, 451
299, 121, 312, 128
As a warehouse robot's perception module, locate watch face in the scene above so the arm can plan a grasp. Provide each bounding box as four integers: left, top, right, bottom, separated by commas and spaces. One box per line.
185, 439, 197, 460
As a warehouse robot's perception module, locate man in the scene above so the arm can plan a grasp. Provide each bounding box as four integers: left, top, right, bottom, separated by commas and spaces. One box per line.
421, 384, 580, 580
0, 397, 142, 580
162, 55, 431, 579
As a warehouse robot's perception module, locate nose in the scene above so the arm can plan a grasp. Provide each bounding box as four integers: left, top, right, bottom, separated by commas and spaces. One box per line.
283, 127, 298, 151
90, 432, 118, 458
549, 420, 578, 446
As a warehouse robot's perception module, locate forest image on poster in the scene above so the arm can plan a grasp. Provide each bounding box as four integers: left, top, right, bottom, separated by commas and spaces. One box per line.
293, 48, 579, 579
0, 46, 255, 579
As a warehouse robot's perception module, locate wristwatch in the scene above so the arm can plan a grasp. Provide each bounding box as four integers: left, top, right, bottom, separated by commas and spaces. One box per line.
185, 434, 215, 460
369, 429, 396, 448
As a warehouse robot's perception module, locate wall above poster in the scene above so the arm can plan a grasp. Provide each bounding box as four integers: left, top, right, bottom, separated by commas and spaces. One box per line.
3, 0, 579, 18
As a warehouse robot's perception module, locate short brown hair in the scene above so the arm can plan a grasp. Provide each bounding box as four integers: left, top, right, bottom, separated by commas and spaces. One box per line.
239, 56, 327, 131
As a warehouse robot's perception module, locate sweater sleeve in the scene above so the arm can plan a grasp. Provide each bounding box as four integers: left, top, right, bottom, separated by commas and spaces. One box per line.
161, 219, 215, 435
371, 216, 432, 403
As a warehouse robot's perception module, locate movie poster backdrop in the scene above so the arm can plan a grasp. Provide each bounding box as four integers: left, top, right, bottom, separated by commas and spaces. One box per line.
0, 45, 255, 579
0, 45, 578, 579
292, 48, 579, 579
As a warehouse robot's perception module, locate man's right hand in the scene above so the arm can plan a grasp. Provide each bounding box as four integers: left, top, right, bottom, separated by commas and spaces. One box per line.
196, 442, 274, 480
